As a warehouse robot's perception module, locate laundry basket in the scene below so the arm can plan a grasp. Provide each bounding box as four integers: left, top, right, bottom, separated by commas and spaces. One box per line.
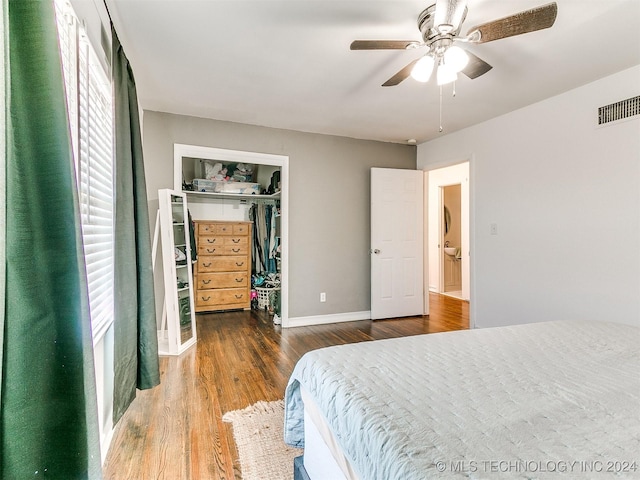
255, 287, 280, 311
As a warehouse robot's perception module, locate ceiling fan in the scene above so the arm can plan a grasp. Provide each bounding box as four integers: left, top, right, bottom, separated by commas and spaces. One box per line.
351, 0, 558, 87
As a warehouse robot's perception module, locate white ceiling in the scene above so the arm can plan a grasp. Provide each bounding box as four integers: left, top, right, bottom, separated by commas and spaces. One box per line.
107, 0, 640, 144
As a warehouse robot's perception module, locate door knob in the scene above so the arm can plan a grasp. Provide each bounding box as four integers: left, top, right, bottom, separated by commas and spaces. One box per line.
373, 249, 381, 254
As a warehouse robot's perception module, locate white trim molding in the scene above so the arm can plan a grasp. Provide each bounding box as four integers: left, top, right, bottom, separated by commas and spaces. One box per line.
287, 311, 371, 328
173, 143, 290, 327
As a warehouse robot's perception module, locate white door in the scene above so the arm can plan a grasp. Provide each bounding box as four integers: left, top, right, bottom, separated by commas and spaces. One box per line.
371, 168, 424, 320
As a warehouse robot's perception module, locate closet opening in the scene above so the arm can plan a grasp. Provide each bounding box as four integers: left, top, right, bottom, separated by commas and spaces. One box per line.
172, 144, 290, 327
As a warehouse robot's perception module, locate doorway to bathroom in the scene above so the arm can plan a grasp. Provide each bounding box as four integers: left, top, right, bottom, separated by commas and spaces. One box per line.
441, 184, 462, 298
427, 162, 470, 302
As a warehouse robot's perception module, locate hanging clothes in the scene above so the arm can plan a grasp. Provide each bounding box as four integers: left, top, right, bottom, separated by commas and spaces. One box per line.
269, 206, 278, 260
249, 206, 258, 272
250, 202, 278, 274
187, 209, 197, 262
250, 203, 266, 273
266, 205, 277, 273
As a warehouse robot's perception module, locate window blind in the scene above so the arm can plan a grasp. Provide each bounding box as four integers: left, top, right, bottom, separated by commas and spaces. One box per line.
55, 0, 115, 341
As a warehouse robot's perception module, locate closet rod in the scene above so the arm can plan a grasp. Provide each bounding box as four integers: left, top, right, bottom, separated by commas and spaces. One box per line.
241, 198, 279, 205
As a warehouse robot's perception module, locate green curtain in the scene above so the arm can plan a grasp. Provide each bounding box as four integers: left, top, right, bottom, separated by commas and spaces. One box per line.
112, 25, 160, 424
1, 0, 101, 478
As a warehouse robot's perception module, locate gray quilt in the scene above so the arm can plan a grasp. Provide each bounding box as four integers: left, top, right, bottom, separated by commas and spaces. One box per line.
284, 320, 640, 479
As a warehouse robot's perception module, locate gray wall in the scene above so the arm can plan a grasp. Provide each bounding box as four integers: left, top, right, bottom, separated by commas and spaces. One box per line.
142, 111, 416, 319
418, 65, 640, 328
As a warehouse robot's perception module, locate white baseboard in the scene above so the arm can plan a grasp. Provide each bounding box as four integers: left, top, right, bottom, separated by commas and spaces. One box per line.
286, 310, 371, 328
100, 419, 114, 464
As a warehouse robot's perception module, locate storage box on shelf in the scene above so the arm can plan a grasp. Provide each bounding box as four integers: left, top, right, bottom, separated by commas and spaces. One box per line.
192, 179, 260, 195
179, 154, 281, 199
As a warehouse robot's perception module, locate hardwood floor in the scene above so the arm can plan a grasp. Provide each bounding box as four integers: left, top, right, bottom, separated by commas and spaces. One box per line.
103, 293, 468, 479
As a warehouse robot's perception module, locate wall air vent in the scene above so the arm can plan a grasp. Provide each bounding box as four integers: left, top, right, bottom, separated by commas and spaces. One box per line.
598, 95, 640, 125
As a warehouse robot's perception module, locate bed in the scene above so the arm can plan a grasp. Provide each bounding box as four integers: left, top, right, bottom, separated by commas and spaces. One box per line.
284, 320, 640, 479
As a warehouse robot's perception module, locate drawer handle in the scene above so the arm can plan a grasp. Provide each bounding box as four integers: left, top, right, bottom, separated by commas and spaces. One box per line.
232, 248, 240, 253
235, 294, 243, 299
202, 279, 211, 285
232, 238, 240, 243
202, 296, 211, 301
235, 278, 243, 283
203, 262, 212, 267
207, 248, 216, 253
236, 261, 244, 267
207, 238, 216, 244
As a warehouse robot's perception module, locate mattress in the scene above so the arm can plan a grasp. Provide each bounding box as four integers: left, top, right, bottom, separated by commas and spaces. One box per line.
284, 320, 640, 479
301, 385, 357, 480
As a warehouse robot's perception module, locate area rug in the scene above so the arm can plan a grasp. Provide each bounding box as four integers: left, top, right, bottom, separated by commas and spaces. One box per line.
223, 400, 302, 480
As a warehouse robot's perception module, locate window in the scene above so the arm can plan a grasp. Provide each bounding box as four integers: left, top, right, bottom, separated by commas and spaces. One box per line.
55, 0, 114, 342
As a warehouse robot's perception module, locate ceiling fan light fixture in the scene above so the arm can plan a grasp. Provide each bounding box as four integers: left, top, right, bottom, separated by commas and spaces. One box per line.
443, 45, 469, 73
437, 63, 457, 85
352, 1, 557, 92
410, 55, 435, 82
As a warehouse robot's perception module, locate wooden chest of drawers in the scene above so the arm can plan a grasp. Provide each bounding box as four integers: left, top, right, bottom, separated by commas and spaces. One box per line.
193, 221, 251, 312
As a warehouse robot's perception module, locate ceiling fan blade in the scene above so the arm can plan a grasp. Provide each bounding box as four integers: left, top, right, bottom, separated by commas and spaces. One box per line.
466, 2, 557, 44
350, 40, 419, 50
460, 50, 492, 79
434, 0, 468, 34
382, 58, 420, 87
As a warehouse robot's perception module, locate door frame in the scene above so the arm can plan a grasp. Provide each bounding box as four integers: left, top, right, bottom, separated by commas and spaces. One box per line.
173, 143, 290, 326
439, 185, 445, 293
424, 160, 473, 326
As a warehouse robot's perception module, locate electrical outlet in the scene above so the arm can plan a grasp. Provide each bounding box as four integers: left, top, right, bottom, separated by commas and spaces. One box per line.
490, 223, 498, 235
320, 292, 326, 303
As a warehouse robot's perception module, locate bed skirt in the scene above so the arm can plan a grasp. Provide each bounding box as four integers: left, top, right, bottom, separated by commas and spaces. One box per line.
294, 456, 310, 480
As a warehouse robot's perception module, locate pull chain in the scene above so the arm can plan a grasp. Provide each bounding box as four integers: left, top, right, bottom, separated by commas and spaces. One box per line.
439, 82, 457, 133
439, 86, 443, 133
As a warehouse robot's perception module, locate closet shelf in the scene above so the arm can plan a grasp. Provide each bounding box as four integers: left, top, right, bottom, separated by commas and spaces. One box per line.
184, 190, 280, 201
